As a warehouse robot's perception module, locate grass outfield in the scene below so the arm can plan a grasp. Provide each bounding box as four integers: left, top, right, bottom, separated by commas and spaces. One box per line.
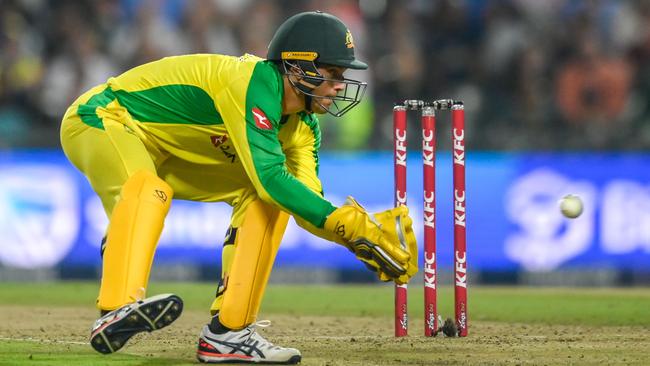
0, 281, 649, 365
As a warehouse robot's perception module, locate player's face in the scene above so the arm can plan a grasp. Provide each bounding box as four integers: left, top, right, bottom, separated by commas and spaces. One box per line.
310, 66, 347, 114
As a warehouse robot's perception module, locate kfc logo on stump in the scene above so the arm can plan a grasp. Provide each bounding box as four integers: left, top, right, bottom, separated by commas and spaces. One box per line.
252, 107, 272, 130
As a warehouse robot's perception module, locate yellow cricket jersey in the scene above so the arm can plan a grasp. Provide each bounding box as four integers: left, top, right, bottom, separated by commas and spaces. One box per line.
73, 54, 336, 228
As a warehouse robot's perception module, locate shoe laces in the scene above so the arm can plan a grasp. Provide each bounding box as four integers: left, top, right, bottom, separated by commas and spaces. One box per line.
246, 320, 280, 350
253, 320, 272, 328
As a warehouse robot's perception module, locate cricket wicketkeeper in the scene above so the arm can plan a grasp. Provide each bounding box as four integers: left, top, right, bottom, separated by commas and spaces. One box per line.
60, 11, 418, 364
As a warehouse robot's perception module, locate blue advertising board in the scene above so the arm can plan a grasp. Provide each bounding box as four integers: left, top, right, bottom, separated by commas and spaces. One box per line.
1, 150, 649, 272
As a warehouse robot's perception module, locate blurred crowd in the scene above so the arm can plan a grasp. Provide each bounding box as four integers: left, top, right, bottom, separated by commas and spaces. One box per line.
2, 0, 650, 150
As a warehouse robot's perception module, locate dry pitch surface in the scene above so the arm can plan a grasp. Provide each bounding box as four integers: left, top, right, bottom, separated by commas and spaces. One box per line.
0, 283, 649, 365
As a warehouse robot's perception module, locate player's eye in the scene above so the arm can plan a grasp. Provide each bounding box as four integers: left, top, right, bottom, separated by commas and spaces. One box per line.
327, 68, 344, 81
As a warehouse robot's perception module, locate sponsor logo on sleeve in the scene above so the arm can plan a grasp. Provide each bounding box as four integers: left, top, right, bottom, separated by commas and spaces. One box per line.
252, 107, 272, 130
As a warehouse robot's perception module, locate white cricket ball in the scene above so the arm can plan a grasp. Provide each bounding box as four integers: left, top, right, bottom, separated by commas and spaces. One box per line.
559, 194, 583, 219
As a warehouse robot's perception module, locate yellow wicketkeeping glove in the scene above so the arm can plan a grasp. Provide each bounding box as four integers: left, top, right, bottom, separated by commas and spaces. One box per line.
324, 197, 418, 284
372, 205, 418, 284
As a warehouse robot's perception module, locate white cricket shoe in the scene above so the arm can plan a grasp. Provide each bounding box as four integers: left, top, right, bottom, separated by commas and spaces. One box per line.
197, 321, 301, 364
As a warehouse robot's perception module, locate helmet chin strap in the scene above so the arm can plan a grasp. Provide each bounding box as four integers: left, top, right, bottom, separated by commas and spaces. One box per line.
283, 60, 323, 114
303, 94, 313, 113
287, 77, 318, 113
288, 79, 315, 113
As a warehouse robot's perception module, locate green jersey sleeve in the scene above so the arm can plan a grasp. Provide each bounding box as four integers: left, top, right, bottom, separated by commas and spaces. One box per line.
219, 60, 335, 228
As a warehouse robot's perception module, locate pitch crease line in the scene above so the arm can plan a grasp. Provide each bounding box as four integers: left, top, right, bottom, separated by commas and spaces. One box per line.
0, 336, 88, 345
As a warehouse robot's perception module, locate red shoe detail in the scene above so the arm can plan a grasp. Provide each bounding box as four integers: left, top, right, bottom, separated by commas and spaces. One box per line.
197, 350, 253, 360
199, 340, 216, 350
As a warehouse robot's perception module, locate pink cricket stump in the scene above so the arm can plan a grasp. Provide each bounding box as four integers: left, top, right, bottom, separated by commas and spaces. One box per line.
421, 105, 438, 336
452, 103, 468, 337
393, 105, 408, 337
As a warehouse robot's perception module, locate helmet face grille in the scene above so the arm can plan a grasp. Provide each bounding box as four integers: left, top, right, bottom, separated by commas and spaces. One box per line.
282, 60, 367, 117
326, 78, 367, 117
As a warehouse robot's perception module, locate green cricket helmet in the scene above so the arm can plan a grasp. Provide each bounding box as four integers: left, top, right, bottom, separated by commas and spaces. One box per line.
267, 11, 368, 117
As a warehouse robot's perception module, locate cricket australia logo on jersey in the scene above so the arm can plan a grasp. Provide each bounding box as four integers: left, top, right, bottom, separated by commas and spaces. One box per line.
252, 108, 272, 130
210, 134, 236, 163
210, 134, 228, 148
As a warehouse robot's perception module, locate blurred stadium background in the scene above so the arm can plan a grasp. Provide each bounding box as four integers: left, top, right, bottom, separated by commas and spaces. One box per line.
1, 0, 649, 286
